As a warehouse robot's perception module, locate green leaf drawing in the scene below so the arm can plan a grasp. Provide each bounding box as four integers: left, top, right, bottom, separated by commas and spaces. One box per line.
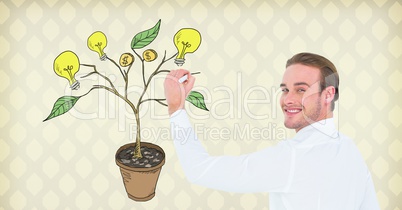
131, 19, 161, 49
186, 91, 209, 111
43, 96, 80, 122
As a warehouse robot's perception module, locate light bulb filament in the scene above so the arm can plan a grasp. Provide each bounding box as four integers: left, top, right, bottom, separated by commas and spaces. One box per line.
179, 41, 192, 58
63, 65, 74, 80
95, 42, 103, 54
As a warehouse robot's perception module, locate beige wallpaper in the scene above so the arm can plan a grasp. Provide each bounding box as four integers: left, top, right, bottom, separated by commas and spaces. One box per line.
0, 0, 401, 209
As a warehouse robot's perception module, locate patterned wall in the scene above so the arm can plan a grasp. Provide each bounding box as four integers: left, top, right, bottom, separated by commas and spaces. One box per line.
0, 0, 401, 209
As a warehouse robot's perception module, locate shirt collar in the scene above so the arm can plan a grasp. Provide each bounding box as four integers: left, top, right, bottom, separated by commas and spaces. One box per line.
290, 118, 340, 146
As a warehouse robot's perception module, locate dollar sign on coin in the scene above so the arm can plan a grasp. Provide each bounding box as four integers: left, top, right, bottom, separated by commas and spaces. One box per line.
143, 49, 158, 62
145, 52, 151, 61
122, 56, 129, 65
119, 53, 134, 67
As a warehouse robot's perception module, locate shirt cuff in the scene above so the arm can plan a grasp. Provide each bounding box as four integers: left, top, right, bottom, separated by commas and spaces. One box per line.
170, 109, 189, 123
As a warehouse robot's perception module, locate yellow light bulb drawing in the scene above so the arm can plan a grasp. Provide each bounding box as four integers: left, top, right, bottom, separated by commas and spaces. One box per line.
53, 50, 80, 90
173, 28, 201, 66
87, 31, 108, 61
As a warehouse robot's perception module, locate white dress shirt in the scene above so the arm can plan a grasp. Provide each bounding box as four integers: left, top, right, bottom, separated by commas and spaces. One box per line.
170, 110, 380, 210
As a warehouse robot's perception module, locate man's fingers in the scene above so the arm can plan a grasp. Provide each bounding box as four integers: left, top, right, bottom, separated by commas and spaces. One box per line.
185, 75, 195, 94
175, 69, 190, 79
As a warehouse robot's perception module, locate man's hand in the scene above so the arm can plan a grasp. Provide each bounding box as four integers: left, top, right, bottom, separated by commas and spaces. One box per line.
164, 69, 195, 116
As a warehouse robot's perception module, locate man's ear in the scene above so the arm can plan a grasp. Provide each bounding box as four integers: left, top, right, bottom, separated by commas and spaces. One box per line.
324, 86, 336, 104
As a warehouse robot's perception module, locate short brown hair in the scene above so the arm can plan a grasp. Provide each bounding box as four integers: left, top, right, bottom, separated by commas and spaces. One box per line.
286, 52, 339, 111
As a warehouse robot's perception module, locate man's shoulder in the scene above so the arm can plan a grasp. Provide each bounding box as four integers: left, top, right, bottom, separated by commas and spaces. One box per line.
338, 132, 358, 146
337, 132, 369, 167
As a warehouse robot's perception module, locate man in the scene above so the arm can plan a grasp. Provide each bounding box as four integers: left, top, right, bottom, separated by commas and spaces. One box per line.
164, 52, 380, 210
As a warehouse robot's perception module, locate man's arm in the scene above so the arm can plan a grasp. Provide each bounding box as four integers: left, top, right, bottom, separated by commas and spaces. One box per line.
164, 70, 293, 193
170, 109, 293, 193
359, 172, 380, 210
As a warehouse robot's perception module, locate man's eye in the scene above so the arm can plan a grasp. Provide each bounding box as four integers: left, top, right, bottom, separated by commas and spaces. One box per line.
298, 89, 305, 92
281, 89, 288, 92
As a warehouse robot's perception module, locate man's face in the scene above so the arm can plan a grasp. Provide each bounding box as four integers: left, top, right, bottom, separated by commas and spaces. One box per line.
280, 64, 329, 132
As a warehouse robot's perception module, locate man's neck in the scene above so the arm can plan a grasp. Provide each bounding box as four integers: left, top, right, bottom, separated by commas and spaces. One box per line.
295, 112, 334, 133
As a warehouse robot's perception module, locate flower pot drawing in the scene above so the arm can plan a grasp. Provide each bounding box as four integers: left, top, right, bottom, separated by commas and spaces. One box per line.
115, 142, 165, 201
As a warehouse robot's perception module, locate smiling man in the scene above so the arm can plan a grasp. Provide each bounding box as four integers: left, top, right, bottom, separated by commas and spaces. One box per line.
164, 52, 379, 210
280, 55, 338, 132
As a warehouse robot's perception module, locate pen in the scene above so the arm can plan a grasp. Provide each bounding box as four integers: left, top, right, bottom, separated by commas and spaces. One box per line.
179, 72, 201, 83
